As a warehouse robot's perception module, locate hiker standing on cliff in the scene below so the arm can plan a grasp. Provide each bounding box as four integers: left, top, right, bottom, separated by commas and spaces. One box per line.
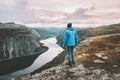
63, 23, 78, 66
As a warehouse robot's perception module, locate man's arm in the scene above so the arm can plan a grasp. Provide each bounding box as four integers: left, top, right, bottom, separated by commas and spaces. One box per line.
63, 31, 68, 47
75, 31, 78, 45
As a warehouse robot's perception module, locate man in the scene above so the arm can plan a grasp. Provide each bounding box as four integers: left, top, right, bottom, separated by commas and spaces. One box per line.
63, 23, 78, 66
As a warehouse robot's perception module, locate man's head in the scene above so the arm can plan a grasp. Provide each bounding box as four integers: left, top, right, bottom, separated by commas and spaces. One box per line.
67, 23, 72, 28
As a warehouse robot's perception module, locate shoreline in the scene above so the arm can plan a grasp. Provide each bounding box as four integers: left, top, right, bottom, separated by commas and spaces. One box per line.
31, 50, 67, 75
0, 46, 48, 79
31, 37, 65, 74
0, 37, 64, 80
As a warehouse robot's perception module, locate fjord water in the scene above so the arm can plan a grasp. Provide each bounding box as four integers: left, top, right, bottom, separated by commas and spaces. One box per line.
0, 37, 63, 80
0, 27, 64, 80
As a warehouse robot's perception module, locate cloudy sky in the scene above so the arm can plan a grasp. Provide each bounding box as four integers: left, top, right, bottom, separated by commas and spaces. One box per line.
0, 0, 120, 27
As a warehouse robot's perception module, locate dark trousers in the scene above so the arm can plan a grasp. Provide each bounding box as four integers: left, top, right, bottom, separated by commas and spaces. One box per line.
67, 46, 74, 64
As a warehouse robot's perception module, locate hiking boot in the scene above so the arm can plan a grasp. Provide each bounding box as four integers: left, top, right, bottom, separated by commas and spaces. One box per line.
72, 61, 75, 65
69, 62, 72, 67
66, 62, 72, 67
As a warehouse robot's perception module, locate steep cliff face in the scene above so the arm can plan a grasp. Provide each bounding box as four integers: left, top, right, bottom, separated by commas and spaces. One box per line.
0, 22, 43, 60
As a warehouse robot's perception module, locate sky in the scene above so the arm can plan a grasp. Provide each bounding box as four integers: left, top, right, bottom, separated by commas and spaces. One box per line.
0, 0, 120, 27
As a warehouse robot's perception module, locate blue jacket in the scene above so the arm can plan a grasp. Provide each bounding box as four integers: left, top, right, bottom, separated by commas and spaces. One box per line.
63, 27, 78, 46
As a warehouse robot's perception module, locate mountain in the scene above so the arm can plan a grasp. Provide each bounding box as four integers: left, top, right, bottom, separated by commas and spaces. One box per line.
32, 27, 65, 40
0, 22, 48, 75
11, 23, 120, 80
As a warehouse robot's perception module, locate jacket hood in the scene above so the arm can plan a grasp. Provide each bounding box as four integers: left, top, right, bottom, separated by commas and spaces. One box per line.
66, 27, 74, 31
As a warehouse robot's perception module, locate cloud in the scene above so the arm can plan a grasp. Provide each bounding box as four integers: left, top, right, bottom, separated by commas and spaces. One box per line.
33, 9, 68, 23
0, 0, 120, 27
0, 0, 39, 23
65, 8, 93, 20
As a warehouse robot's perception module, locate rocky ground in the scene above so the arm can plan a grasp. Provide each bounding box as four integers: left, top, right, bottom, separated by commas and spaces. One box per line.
12, 64, 120, 80
11, 33, 120, 80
